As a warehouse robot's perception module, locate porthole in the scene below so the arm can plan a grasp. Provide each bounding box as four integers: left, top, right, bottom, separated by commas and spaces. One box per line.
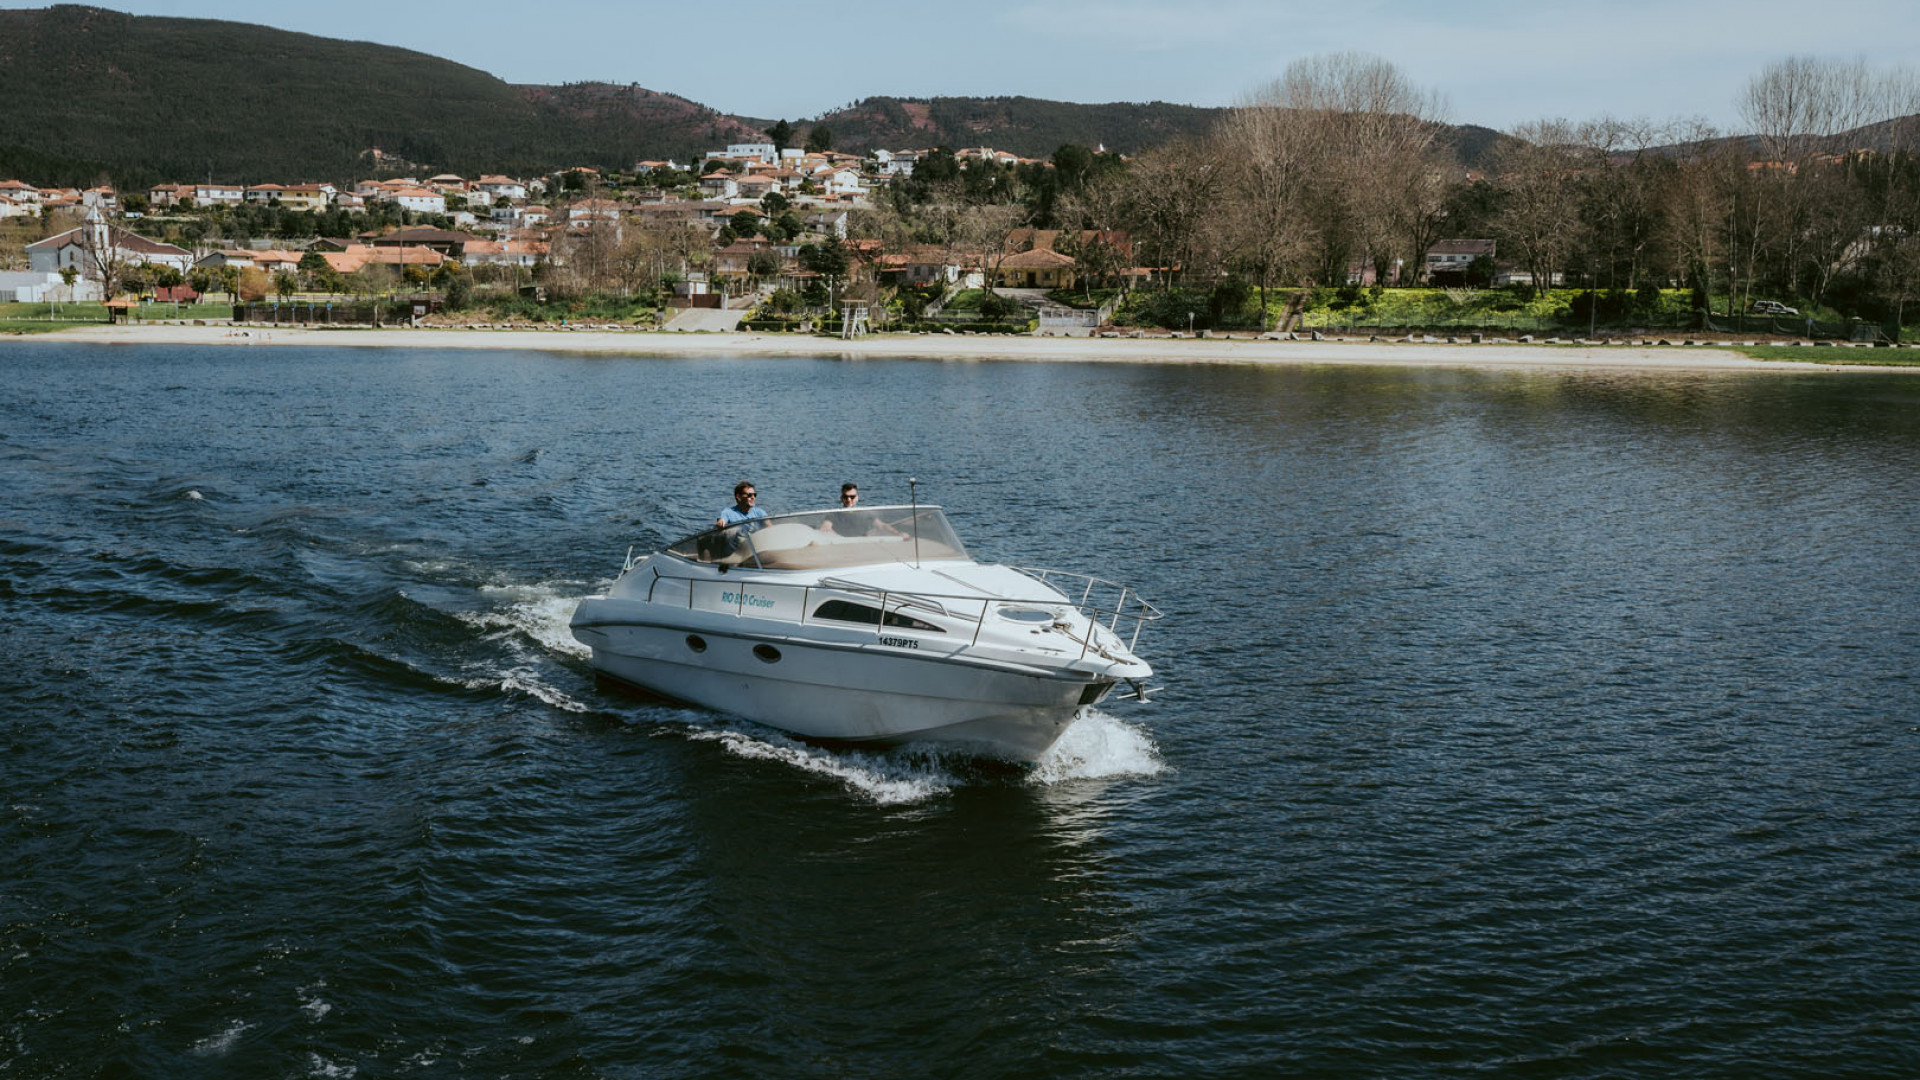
753, 643, 782, 664
685, 635, 707, 653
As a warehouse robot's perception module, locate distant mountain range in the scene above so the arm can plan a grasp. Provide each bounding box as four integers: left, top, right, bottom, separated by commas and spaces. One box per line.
0, 5, 1513, 187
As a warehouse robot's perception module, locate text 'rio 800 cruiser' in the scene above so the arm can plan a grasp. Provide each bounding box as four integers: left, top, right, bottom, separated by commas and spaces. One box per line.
569, 502, 1162, 762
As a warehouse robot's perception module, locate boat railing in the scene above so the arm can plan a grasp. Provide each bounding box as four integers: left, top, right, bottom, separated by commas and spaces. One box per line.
638, 564, 1162, 661
1009, 566, 1166, 653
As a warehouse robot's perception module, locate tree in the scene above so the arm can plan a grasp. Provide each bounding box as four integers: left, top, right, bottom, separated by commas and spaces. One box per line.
78, 210, 131, 299
958, 203, 1025, 295
768, 119, 793, 153
1488, 120, 1587, 296
444, 269, 473, 310
805, 123, 833, 153
1740, 56, 1917, 163
799, 238, 850, 303
746, 248, 782, 291
348, 263, 393, 300
1274, 53, 1447, 288
1214, 93, 1319, 319
1113, 138, 1227, 292
274, 269, 298, 301
236, 267, 271, 302
1736, 57, 1920, 308
1876, 227, 1920, 332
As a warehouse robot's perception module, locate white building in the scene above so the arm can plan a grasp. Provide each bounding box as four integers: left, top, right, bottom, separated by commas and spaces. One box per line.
192, 183, 245, 206
388, 188, 448, 215
23, 214, 193, 292
0, 270, 87, 302
475, 175, 528, 202
725, 142, 777, 164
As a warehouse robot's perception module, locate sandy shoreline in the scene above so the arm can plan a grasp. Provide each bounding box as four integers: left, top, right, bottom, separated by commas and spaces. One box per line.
11, 322, 1916, 373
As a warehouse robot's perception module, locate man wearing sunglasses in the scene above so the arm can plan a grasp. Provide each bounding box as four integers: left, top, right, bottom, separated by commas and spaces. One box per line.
716, 481, 767, 530
822, 482, 903, 537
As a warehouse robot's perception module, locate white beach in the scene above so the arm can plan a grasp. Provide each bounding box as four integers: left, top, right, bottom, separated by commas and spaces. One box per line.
15, 322, 1917, 373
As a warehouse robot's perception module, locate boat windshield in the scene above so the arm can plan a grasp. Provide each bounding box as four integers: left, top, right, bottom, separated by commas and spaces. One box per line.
665, 506, 969, 570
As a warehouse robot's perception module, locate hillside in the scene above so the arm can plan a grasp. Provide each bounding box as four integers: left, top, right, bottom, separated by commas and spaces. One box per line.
0, 5, 1520, 187
0, 6, 761, 185
798, 96, 1223, 157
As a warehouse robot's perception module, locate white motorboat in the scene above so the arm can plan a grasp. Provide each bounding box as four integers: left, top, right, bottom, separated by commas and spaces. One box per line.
570, 503, 1162, 762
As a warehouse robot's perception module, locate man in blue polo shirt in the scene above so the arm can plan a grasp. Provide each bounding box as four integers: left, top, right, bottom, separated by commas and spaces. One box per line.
716, 481, 767, 530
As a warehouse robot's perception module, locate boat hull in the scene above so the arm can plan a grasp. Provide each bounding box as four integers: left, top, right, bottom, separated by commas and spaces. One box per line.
575, 619, 1105, 762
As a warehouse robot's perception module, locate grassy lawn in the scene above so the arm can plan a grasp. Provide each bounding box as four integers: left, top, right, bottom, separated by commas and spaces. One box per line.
1729, 344, 1920, 366
1, 301, 111, 320
942, 289, 990, 312
0, 300, 231, 326
0, 319, 104, 335
1290, 287, 1700, 332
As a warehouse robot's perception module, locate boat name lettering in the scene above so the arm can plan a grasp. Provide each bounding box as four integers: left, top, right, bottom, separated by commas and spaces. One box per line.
879, 636, 918, 649
721, 590, 777, 609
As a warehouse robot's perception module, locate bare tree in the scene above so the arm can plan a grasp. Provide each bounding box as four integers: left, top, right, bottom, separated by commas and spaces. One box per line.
1737, 56, 1920, 309
1214, 94, 1318, 320
611, 227, 663, 297
1249, 53, 1449, 288
1115, 138, 1228, 292
1489, 119, 1588, 295
1740, 56, 1913, 162
1876, 227, 1920, 332
958, 203, 1026, 295
78, 208, 130, 300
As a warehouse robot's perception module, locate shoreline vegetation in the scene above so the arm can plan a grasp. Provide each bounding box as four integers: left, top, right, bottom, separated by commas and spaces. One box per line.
12, 322, 1920, 373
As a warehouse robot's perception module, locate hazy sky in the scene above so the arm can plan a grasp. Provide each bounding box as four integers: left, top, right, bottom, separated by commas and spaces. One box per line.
101, 0, 1920, 133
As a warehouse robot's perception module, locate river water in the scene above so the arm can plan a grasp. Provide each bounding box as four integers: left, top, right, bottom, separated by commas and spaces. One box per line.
3, 343, 1918, 1078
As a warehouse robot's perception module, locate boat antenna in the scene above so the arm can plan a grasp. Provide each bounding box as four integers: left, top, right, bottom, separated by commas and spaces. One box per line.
908, 477, 921, 567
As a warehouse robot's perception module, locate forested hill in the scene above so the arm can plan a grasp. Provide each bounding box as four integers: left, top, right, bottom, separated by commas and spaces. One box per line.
0, 5, 1514, 187
772, 97, 1511, 168
795, 97, 1224, 158
0, 6, 764, 185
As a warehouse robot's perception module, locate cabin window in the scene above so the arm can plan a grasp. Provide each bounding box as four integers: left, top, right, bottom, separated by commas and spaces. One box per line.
811, 599, 944, 633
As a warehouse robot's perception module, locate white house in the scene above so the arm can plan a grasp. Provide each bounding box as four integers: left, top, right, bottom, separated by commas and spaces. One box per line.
881, 150, 922, 177
462, 239, 548, 269
1424, 239, 1495, 277
566, 198, 622, 225
192, 183, 245, 206
725, 142, 777, 164
388, 187, 447, 215
475, 175, 527, 202
823, 169, 866, 197
0, 179, 42, 204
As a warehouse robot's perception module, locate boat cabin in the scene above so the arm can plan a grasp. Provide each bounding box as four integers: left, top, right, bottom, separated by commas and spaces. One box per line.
667, 506, 968, 571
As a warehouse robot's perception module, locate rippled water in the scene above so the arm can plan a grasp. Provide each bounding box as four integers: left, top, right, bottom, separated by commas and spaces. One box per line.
4, 343, 1919, 1077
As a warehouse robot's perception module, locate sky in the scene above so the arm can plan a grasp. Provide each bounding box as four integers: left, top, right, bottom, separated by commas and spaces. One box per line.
96, 0, 1920, 133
